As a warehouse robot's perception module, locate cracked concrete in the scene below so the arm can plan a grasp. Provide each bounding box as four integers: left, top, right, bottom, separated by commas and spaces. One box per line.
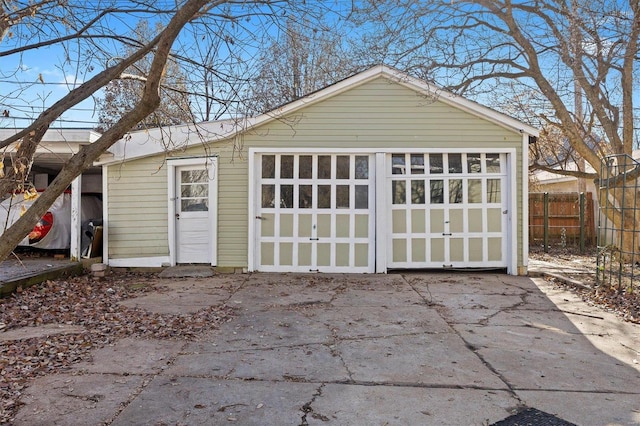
12, 272, 640, 425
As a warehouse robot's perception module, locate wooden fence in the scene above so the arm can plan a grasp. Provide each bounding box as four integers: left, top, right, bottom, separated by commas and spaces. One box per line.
529, 192, 595, 250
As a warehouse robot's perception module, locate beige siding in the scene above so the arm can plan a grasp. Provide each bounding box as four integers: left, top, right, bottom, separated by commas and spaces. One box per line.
108, 76, 526, 270
106, 157, 169, 258
214, 143, 249, 266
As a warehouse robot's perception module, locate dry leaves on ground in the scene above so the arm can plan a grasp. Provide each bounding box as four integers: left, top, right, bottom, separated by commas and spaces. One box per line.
0, 272, 234, 424
530, 249, 640, 324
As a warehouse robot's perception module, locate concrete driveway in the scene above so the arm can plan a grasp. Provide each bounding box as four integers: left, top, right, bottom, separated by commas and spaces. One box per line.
14, 272, 640, 425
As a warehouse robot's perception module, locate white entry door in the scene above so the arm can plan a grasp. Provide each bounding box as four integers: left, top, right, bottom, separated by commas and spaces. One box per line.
174, 164, 216, 264
388, 152, 508, 269
255, 153, 375, 273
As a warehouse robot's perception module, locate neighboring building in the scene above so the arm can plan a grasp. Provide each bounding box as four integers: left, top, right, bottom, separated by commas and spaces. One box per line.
0, 128, 102, 194
530, 162, 597, 194
98, 66, 538, 275
0, 128, 103, 259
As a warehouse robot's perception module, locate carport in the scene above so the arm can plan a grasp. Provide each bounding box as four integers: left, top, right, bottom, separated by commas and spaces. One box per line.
0, 128, 103, 260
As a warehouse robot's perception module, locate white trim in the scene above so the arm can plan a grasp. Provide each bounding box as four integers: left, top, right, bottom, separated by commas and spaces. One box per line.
102, 165, 109, 263
167, 156, 218, 266
250, 151, 376, 273
252, 147, 519, 154
70, 175, 82, 261
250, 148, 522, 275
375, 153, 387, 273
508, 149, 518, 275
522, 134, 529, 270
108, 256, 170, 268
167, 163, 177, 265
384, 152, 514, 271
247, 152, 257, 272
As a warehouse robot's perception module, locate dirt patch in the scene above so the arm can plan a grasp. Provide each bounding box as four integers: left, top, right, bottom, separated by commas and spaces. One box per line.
0, 271, 234, 424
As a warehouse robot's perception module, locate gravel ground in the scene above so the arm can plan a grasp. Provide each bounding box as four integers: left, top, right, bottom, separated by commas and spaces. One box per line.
0, 272, 234, 424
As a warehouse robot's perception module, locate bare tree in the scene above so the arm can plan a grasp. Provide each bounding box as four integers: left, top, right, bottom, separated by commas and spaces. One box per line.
247, 14, 358, 115
96, 20, 193, 131
356, 0, 640, 255
0, 1, 333, 261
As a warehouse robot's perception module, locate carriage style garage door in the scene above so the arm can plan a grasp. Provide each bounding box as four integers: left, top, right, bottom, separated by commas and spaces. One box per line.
255, 153, 376, 273
387, 152, 508, 269
254, 151, 510, 273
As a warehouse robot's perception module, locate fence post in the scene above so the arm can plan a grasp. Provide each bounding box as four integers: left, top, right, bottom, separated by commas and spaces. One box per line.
543, 192, 549, 253
579, 192, 585, 254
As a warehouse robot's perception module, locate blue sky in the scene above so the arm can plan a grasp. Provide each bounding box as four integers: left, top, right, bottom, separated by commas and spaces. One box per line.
0, 47, 99, 128
1, 0, 637, 146
0, 1, 353, 130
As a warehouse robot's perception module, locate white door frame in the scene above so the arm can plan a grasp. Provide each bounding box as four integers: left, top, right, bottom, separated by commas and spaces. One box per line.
248, 148, 377, 272
248, 147, 518, 275
377, 148, 518, 275
167, 157, 218, 266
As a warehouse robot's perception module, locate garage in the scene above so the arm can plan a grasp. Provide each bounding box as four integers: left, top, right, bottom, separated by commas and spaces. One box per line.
104, 65, 536, 275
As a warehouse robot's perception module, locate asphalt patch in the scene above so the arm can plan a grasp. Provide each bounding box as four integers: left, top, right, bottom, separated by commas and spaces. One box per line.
492, 408, 577, 426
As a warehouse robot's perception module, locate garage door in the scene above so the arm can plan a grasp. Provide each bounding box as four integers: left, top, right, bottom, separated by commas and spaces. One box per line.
256, 153, 375, 273
388, 152, 508, 269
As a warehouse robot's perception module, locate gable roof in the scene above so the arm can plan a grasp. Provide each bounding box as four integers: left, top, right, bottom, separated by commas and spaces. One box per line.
98, 65, 539, 166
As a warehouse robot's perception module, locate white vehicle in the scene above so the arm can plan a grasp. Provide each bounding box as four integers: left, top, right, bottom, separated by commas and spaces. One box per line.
0, 192, 102, 250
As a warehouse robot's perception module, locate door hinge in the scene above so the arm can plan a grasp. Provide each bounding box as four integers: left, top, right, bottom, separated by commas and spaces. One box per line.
255, 216, 265, 220
309, 237, 319, 241
442, 233, 452, 236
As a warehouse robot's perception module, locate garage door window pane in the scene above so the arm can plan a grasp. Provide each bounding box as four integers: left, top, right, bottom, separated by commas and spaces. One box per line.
486, 154, 501, 173
411, 154, 425, 174
392, 181, 406, 204
336, 156, 350, 179
411, 180, 425, 204
468, 179, 482, 203
448, 154, 462, 173
467, 154, 481, 173
449, 179, 463, 203
355, 185, 368, 209
280, 185, 293, 208
355, 156, 369, 179
299, 185, 312, 208
336, 185, 350, 208
318, 156, 332, 179
392, 154, 405, 175
299, 156, 312, 179
281, 155, 294, 179
429, 154, 443, 174
318, 185, 331, 208
487, 179, 501, 203
262, 155, 275, 178
262, 184, 275, 208
430, 180, 444, 203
